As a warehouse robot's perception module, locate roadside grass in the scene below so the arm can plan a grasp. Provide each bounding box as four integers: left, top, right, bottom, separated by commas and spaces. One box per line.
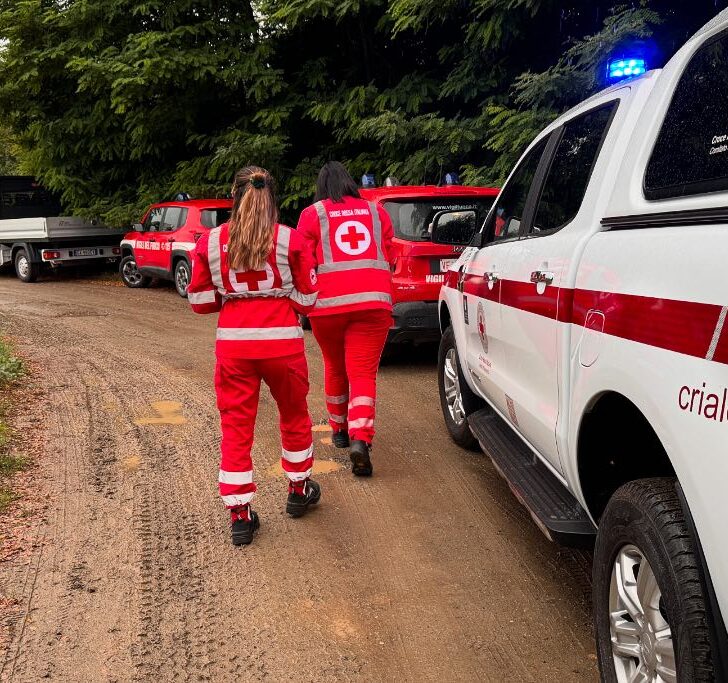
0, 339, 27, 513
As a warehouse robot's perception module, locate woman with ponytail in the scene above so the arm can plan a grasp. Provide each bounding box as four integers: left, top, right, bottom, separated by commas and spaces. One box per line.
188, 166, 321, 546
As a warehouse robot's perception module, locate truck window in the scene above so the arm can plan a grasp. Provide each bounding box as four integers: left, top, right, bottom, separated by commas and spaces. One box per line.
530, 102, 616, 235
381, 198, 493, 243
200, 208, 232, 228
645, 30, 728, 199
488, 138, 548, 244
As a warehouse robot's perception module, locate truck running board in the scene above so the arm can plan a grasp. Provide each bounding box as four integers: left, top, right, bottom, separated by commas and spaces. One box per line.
468, 409, 596, 548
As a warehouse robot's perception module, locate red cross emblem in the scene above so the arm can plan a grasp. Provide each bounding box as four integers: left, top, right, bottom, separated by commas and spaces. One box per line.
229, 263, 275, 293
335, 221, 371, 256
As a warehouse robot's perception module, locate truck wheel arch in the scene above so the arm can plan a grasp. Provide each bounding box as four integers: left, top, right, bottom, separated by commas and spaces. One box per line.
439, 302, 451, 334
577, 391, 675, 522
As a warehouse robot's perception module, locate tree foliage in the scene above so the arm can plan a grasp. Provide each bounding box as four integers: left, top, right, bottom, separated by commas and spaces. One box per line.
0, 0, 725, 225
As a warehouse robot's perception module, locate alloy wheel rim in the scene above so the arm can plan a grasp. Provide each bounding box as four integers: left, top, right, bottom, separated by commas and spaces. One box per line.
123, 260, 142, 285
443, 348, 466, 426
176, 264, 189, 293
609, 544, 676, 682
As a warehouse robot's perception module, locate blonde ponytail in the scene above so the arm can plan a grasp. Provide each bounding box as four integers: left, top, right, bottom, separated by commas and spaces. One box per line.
227, 166, 278, 272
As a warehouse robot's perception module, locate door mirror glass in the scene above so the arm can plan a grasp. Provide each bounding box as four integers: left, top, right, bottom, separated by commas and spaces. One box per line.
431, 210, 478, 245
131, 222, 143, 232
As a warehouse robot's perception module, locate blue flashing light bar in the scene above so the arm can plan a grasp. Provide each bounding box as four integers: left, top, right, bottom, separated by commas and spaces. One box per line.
361, 173, 376, 188
444, 172, 461, 186
607, 57, 647, 83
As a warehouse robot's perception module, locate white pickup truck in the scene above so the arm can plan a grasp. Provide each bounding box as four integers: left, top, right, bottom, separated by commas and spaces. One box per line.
437, 11, 728, 682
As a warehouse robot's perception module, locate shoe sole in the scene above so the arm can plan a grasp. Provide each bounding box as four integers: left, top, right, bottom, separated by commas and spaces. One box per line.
350, 452, 373, 477
231, 514, 260, 546
286, 490, 321, 518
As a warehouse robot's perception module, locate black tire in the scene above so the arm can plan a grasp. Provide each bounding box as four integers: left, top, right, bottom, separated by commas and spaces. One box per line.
14, 248, 39, 283
437, 325, 483, 450
593, 478, 714, 682
119, 255, 151, 288
174, 258, 191, 297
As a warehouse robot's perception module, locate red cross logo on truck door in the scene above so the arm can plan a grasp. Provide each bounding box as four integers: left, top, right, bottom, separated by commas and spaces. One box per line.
229, 263, 275, 293
335, 221, 371, 256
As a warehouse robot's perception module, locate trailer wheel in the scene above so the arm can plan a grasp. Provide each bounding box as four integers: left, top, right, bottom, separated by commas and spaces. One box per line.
593, 478, 715, 682
174, 259, 191, 297
120, 255, 151, 289
14, 248, 38, 283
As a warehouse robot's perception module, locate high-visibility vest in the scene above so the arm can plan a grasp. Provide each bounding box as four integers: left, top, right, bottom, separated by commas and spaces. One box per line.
300, 196, 393, 317
188, 223, 318, 359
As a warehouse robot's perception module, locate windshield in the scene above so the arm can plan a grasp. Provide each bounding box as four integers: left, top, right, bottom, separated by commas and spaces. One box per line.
381, 198, 493, 243
200, 208, 232, 228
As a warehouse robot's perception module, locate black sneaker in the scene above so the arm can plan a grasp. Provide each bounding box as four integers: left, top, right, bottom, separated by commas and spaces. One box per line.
286, 479, 322, 518
350, 440, 373, 477
231, 510, 260, 546
332, 430, 350, 449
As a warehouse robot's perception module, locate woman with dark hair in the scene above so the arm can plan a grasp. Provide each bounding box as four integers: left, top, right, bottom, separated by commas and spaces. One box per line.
297, 161, 395, 477
188, 166, 321, 546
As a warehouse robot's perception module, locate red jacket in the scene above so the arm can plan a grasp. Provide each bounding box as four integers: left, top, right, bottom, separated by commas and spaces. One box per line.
297, 196, 395, 317
188, 223, 318, 359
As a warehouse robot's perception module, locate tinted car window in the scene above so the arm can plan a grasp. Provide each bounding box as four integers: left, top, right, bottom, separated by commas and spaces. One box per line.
645, 31, 728, 199
200, 208, 232, 228
144, 207, 164, 231
489, 138, 547, 243
381, 198, 493, 243
531, 103, 615, 234
161, 207, 187, 231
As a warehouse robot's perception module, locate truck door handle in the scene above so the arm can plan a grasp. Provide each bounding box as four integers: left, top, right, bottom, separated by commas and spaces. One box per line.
530, 270, 554, 285
168, 238, 175, 243
148, 237, 156, 242
484, 271, 499, 283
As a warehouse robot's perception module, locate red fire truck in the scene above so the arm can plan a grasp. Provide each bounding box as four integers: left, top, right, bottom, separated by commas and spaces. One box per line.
360, 184, 499, 344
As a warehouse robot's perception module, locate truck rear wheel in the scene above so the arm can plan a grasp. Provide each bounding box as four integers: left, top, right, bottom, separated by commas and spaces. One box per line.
14, 248, 38, 283
593, 478, 714, 682
437, 325, 482, 450
120, 255, 151, 289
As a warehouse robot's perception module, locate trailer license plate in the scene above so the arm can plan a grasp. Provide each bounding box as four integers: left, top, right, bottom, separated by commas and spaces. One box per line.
72, 248, 98, 257
440, 259, 456, 272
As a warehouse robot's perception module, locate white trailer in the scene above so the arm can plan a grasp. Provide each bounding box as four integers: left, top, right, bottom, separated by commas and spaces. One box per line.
0, 216, 126, 283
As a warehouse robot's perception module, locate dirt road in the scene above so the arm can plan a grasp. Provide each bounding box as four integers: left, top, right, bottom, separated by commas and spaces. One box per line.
0, 274, 597, 682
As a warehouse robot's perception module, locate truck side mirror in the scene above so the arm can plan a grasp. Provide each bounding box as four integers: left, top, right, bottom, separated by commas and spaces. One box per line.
431, 210, 478, 245
132, 222, 144, 232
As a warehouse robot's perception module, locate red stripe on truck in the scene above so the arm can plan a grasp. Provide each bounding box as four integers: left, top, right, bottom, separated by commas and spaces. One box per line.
446, 274, 726, 364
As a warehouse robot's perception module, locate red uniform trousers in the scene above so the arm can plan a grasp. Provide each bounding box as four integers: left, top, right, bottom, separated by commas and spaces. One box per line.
215, 352, 313, 508
310, 309, 392, 444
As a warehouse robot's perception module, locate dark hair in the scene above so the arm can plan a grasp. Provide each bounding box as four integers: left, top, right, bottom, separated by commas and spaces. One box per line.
314, 161, 361, 203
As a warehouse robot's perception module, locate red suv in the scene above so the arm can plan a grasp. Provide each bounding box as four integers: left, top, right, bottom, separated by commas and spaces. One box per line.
120, 199, 232, 296
360, 185, 499, 344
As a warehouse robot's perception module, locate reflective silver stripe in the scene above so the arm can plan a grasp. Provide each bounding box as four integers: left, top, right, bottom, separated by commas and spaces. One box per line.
349, 417, 374, 429
172, 241, 196, 252
284, 467, 313, 483
208, 227, 223, 289
217, 326, 304, 341
368, 201, 385, 261
120, 239, 136, 248
315, 201, 333, 264
349, 396, 375, 409
282, 444, 313, 464
276, 225, 293, 289
329, 413, 347, 424
221, 492, 255, 506
326, 394, 348, 404
315, 292, 392, 309
318, 259, 390, 274
188, 290, 217, 305
289, 288, 318, 307
218, 470, 253, 485
707, 306, 728, 361
223, 288, 289, 300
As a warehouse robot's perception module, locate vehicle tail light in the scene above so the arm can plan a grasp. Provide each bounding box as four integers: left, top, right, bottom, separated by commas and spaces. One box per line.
42, 250, 61, 260
112, 247, 121, 255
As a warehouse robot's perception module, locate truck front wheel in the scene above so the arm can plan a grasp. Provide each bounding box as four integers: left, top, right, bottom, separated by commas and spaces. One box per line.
120, 255, 151, 289
437, 325, 482, 450
593, 478, 714, 682
14, 248, 39, 283
174, 259, 191, 297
